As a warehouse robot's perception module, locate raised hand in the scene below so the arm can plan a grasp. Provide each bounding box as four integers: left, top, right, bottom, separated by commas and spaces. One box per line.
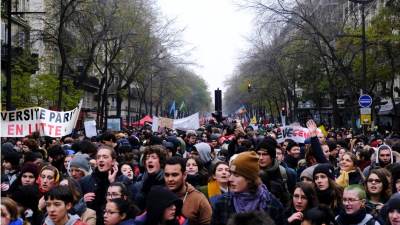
306, 119, 318, 137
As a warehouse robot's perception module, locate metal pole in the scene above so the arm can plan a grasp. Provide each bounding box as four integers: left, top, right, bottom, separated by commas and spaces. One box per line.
361, 3, 367, 94
6, 0, 12, 110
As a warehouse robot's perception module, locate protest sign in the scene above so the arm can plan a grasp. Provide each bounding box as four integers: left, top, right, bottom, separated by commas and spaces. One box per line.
84, 120, 97, 138
1, 101, 82, 137
107, 117, 121, 131
275, 125, 322, 144
152, 113, 200, 132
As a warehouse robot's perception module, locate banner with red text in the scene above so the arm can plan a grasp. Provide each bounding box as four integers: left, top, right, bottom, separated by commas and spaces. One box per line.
1, 100, 82, 137
275, 125, 322, 144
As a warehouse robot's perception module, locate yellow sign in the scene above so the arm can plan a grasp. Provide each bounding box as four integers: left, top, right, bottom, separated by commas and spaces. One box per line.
250, 116, 257, 124
360, 114, 371, 125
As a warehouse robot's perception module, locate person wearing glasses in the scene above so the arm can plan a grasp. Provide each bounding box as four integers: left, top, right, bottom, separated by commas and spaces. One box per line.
104, 198, 138, 225
335, 185, 381, 225
364, 168, 392, 220
106, 182, 130, 202
284, 182, 318, 225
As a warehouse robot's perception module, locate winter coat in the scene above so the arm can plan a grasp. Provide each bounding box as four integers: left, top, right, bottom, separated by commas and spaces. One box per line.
131, 170, 165, 211
79, 169, 130, 225
175, 183, 212, 225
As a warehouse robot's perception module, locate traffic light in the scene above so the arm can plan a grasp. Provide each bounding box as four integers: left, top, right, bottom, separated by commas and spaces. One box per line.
281, 107, 286, 117
215, 89, 222, 112
247, 81, 252, 93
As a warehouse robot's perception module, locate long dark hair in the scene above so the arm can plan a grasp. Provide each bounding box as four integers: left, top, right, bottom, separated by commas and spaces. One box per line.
288, 182, 318, 212
109, 198, 139, 221
315, 177, 343, 211
365, 168, 391, 202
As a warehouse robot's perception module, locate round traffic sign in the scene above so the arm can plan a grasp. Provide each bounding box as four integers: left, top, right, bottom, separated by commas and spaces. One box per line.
359, 94, 372, 108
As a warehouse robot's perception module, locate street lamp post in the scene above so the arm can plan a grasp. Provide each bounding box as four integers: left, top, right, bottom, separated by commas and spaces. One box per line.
5, 1, 45, 110
349, 0, 374, 94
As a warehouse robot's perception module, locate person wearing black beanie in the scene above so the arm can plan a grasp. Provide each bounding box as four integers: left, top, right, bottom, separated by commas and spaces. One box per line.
387, 197, 400, 225
313, 163, 343, 214
256, 136, 295, 205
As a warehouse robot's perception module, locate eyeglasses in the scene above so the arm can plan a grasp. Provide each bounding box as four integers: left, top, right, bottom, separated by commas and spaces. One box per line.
343, 198, 362, 204
367, 179, 382, 184
106, 193, 122, 198
104, 210, 120, 215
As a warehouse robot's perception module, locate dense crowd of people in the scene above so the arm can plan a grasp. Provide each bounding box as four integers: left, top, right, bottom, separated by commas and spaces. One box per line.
1, 118, 400, 225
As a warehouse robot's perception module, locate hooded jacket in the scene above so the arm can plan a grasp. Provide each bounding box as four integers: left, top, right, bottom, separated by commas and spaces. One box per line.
135, 186, 184, 225
43, 214, 87, 225
363, 145, 397, 176
194, 143, 212, 165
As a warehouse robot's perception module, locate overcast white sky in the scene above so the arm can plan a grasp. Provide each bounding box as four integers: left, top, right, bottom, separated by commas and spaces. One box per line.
158, 0, 254, 95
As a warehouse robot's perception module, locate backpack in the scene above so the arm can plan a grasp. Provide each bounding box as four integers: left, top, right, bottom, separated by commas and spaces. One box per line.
279, 165, 289, 194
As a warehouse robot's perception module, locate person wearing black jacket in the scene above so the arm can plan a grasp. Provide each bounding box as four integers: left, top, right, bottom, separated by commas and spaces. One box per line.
80, 145, 130, 225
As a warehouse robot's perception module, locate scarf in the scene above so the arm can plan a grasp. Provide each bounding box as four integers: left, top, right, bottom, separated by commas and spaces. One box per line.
336, 170, 356, 188
317, 188, 332, 206
232, 184, 271, 213
337, 208, 367, 225
207, 179, 221, 198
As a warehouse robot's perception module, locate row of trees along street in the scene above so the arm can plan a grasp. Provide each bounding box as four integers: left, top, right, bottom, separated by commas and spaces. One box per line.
224, 0, 400, 130
3, 0, 211, 129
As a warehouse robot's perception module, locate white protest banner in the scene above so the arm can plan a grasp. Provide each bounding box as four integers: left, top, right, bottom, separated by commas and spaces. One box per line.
173, 112, 200, 130
153, 113, 200, 131
1, 100, 82, 137
84, 120, 97, 138
275, 125, 322, 144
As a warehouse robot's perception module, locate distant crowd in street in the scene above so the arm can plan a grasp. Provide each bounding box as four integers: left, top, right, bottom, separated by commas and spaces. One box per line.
1, 117, 400, 225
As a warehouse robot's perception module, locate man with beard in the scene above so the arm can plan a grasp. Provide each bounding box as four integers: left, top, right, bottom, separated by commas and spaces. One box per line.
363, 144, 397, 176
164, 157, 212, 225
79, 145, 129, 225
132, 145, 167, 210
257, 136, 296, 205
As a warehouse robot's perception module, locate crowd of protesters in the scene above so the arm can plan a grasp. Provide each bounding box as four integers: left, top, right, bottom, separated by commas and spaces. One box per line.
1, 118, 400, 225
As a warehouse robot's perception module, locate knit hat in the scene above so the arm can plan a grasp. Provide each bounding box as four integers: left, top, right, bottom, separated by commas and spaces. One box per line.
68, 153, 92, 176
256, 136, 278, 159
300, 164, 317, 181
230, 151, 260, 181
387, 196, 400, 212
313, 163, 335, 180
20, 162, 39, 179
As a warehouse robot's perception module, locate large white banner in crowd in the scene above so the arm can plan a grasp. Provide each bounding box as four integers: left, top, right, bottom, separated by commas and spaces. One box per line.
1, 101, 82, 137
152, 112, 200, 131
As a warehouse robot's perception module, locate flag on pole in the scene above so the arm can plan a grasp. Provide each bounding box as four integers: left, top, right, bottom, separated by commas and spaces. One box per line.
169, 101, 176, 116
179, 101, 185, 111
235, 105, 247, 115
